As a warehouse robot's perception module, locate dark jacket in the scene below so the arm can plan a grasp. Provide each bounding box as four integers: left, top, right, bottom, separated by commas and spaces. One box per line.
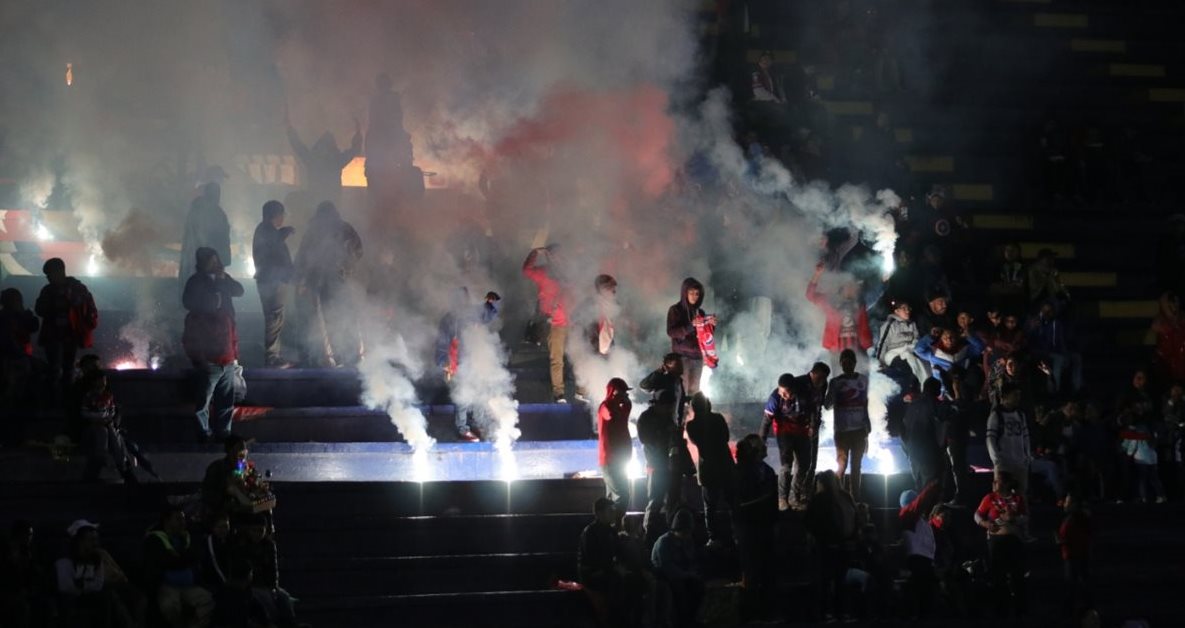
294, 205, 363, 288
636, 402, 677, 470
794, 374, 827, 429
735, 461, 778, 528
598, 396, 633, 467
577, 520, 617, 589
201, 457, 239, 515
666, 277, 705, 358
182, 253, 243, 366
34, 278, 98, 348
638, 367, 685, 424
686, 410, 733, 488
903, 396, 943, 467
0, 307, 39, 358
251, 222, 295, 284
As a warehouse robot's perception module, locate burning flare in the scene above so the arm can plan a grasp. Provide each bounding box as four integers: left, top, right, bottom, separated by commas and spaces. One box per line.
65, 63, 73, 87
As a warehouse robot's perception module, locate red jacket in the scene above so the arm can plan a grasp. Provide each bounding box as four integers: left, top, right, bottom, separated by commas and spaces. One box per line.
182, 273, 243, 365
806, 279, 872, 352
522, 250, 568, 327
598, 396, 633, 467
34, 278, 98, 348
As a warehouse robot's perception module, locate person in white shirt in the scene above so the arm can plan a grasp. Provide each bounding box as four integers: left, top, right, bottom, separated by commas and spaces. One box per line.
825, 349, 872, 500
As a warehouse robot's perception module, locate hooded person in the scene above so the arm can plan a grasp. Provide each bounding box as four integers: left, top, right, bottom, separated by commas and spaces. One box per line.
34, 258, 98, 395
294, 201, 363, 368
876, 300, 930, 389
636, 389, 679, 544
435, 287, 503, 442
252, 200, 296, 368
365, 73, 420, 206
598, 377, 633, 512
287, 114, 362, 207
182, 247, 244, 442
666, 277, 715, 396
179, 182, 231, 295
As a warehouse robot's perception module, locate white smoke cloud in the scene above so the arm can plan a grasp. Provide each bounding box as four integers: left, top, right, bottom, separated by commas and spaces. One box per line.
452, 324, 520, 446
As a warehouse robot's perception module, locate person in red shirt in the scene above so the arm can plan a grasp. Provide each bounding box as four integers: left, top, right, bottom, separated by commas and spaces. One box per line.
806, 263, 872, 366
522, 246, 572, 403
1057, 493, 1092, 617
974, 471, 1029, 617
598, 378, 633, 513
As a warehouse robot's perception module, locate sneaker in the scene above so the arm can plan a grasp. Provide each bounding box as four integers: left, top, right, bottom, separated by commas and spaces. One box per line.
457, 430, 481, 443
554, 396, 568, 404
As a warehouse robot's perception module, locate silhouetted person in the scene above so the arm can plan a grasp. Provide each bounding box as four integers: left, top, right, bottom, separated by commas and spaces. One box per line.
435, 288, 502, 441
1, 287, 39, 438
295, 201, 363, 368
365, 73, 419, 206
35, 258, 97, 398
179, 182, 231, 293
637, 389, 679, 544
287, 111, 361, 207
598, 378, 633, 512
252, 200, 295, 367
182, 248, 243, 442
686, 393, 734, 547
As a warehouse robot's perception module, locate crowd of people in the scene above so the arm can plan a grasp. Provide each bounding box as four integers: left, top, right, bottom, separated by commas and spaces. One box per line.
0, 434, 303, 628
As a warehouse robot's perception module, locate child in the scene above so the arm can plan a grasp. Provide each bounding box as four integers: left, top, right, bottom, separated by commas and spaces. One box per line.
78, 372, 136, 484
1119, 412, 1166, 503
1057, 494, 1092, 617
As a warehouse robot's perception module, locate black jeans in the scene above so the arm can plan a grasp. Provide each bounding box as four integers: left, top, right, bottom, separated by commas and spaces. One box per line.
775, 431, 812, 505
701, 483, 734, 544
644, 465, 676, 543
988, 535, 1027, 617
905, 555, 936, 619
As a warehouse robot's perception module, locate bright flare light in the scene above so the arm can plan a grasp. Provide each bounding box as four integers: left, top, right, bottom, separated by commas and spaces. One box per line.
411, 448, 432, 483
149, 356, 162, 370
496, 437, 519, 483
65, 63, 73, 87
34, 222, 53, 241
245, 256, 256, 278
112, 360, 140, 371
699, 367, 713, 399
881, 252, 895, 278
86, 254, 99, 276
626, 453, 646, 480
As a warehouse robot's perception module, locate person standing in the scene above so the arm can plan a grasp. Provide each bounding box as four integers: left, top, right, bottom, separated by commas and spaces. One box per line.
796, 362, 831, 495
974, 471, 1029, 618
903, 378, 945, 490
733, 434, 778, 621
294, 201, 363, 368
639, 353, 686, 422
252, 201, 295, 368
182, 248, 244, 443
598, 378, 633, 513
825, 349, 871, 500
761, 373, 811, 510
666, 277, 714, 396
286, 111, 361, 208
143, 508, 215, 628
636, 389, 679, 544
436, 288, 503, 441
35, 258, 98, 398
588, 274, 618, 357
1, 287, 40, 437
522, 246, 571, 403
806, 263, 873, 365
686, 393, 735, 547
179, 182, 231, 295
986, 383, 1032, 495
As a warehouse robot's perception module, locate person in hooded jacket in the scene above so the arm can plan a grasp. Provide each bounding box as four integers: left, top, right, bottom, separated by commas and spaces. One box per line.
35, 258, 98, 396
179, 182, 231, 296
182, 247, 244, 442
666, 277, 715, 396
685, 393, 735, 547
875, 300, 928, 388
598, 378, 634, 512
294, 201, 363, 368
287, 109, 361, 207
636, 389, 679, 544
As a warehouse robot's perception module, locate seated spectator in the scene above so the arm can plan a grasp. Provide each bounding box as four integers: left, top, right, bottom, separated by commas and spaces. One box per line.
751, 51, 786, 104
1031, 402, 1068, 503
55, 520, 142, 628
78, 370, 138, 484
202, 436, 251, 519
1027, 300, 1083, 396
914, 327, 985, 393
1151, 291, 1185, 387
200, 513, 234, 589
845, 521, 890, 620
0, 520, 46, 627
916, 291, 955, 340
898, 482, 941, 620
578, 497, 623, 625
989, 244, 1027, 314
211, 559, 273, 628
1027, 249, 1069, 305
651, 509, 702, 628
236, 514, 298, 627
1119, 410, 1166, 504
143, 507, 214, 628
875, 300, 929, 389
804, 471, 857, 622
0, 287, 39, 442
974, 471, 1029, 618
733, 434, 778, 621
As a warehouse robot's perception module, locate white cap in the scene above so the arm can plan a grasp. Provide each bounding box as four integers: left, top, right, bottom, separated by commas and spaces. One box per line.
66, 519, 99, 537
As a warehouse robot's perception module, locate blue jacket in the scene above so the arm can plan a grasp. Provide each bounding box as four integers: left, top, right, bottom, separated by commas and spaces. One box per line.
914, 333, 985, 372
